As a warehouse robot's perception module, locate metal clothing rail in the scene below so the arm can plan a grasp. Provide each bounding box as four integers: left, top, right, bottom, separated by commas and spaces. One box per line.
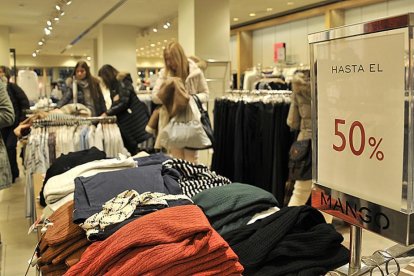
32, 115, 117, 127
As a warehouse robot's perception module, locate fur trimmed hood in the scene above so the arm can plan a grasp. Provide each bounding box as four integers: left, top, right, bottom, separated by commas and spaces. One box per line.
291, 72, 311, 100
116, 72, 133, 83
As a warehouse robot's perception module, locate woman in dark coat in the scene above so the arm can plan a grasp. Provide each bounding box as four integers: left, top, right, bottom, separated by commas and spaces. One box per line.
0, 66, 30, 182
57, 60, 106, 117
98, 64, 150, 155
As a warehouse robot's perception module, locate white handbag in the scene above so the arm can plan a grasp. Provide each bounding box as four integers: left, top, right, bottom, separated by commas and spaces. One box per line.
158, 96, 212, 149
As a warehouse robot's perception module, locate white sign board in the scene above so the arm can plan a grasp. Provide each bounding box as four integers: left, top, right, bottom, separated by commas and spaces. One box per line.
317, 33, 405, 211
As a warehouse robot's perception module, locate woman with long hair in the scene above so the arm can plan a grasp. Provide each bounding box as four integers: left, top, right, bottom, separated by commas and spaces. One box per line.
98, 64, 150, 155
152, 41, 209, 163
57, 60, 106, 117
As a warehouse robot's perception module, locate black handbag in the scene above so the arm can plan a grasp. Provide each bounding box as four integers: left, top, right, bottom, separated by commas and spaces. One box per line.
288, 139, 312, 181
192, 94, 214, 147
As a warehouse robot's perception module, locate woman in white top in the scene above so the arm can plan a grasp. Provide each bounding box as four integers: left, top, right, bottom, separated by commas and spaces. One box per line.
152, 41, 209, 163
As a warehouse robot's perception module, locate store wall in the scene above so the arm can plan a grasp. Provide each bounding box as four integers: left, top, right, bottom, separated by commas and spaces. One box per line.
16, 55, 80, 68
345, 0, 414, 24
232, 0, 414, 70
230, 35, 237, 72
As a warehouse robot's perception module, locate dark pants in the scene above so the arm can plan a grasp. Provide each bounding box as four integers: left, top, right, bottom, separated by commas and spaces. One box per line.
1, 127, 18, 182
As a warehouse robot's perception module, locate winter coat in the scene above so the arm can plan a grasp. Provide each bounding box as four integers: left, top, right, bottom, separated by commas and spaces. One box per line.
287, 71, 311, 141
152, 59, 209, 104
106, 73, 151, 155
56, 77, 106, 117
1, 82, 30, 148
0, 81, 15, 189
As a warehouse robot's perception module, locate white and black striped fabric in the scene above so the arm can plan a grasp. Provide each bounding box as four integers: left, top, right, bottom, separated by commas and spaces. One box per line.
163, 158, 232, 198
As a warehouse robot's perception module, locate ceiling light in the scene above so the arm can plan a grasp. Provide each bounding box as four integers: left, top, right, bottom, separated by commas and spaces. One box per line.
55, 5, 61, 10
48, 26, 53, 30
66, 0, 72, 5
60, 11, 65, 16
38, 41, 44, 46
150, 43, 155, 47
153, 27, 158, 32
47, 20, 52, 26
266, 8, 273, 12
32, 52, 37, 57
163, 40, 167, 43
157, 42, 161, 45
86, 56, 91, 61
140, 47, 144, 50
249, 13, 256, 17
36, 49, 40, 53
162, 46, 165, 50
166, 21, 171, 27
287, 1, 294, 5
163, 24, 168, 29
44, 28, 51, 35
54, 17, 59, 21
233, 17, 239, 22
41, 38, 45, 42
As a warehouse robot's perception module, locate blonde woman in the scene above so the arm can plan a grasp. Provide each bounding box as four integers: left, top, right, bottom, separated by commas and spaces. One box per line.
152, 41, 209, 163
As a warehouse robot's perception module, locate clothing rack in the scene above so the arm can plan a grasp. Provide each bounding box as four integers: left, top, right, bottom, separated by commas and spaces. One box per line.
32, 115, 117, 127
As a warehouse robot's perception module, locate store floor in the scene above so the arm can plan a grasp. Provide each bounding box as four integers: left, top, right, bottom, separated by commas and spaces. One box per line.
0, 169, 400, 276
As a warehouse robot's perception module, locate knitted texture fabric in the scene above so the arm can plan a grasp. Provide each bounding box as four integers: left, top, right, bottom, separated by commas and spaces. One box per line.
222, 205, 349, 275
42, 201, 84, 246
65, 205, 243, 276
81, 189, 192, 240
163, 158, 232, 197
37, 200, 90, 274
192, 183, 279, 235
65, 246, 89, 267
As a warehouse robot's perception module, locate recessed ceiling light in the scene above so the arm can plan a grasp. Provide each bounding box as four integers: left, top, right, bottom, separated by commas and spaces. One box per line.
153, 28, 158, 32
32, 52, 37, 57
150, 43, 155, 47
163, 40, 167, 43
86, 56, 91, 61
44, 28, 51, 35
55, 5, 61, 11
287, 1, 294, 5
140, 47, 144, 50
233, 17, 239, 22
66, 0, 72, 5
47, 20, 52, 26
38, 41, 43, 46
266, 8, 273, 12
249, 13, 256, 17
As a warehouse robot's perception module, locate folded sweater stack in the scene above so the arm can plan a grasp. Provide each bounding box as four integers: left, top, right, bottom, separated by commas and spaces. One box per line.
65, 205, 244, 276
37, 201, 90, 275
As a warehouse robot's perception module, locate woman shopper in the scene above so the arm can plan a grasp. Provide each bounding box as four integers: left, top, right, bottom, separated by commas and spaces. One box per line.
0, 66, 30, 182
152, 41, 209, 163
57, 60, 106, 117
0, 80, 16, 190
98, 64, 151, 155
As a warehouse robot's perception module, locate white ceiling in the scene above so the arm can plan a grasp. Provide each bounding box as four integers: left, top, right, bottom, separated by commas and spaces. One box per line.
0, 0, 340, 58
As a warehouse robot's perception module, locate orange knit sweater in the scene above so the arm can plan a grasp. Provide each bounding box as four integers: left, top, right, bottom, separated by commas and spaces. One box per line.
65, 205, 243, 276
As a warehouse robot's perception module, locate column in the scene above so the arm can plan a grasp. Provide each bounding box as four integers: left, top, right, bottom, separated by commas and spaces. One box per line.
325, 9, 345, 28
237, 31, 253, 90
0, 26, 10, 67
97, 24, 138, 88
178, 0, 230, 98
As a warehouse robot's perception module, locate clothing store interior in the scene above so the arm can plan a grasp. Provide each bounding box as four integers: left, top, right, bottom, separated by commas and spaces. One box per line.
1, 0, 414, 275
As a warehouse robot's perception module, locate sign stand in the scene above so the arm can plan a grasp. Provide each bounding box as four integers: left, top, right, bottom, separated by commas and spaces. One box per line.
308, 13, 414, 275
349, 226, 362, 273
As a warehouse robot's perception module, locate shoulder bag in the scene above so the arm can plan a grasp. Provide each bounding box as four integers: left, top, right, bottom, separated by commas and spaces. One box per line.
288, 139, 312, 181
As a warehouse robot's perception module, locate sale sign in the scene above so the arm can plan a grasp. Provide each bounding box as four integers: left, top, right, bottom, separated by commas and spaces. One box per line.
273, 42, 286, 63
316, 33, 405, 211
